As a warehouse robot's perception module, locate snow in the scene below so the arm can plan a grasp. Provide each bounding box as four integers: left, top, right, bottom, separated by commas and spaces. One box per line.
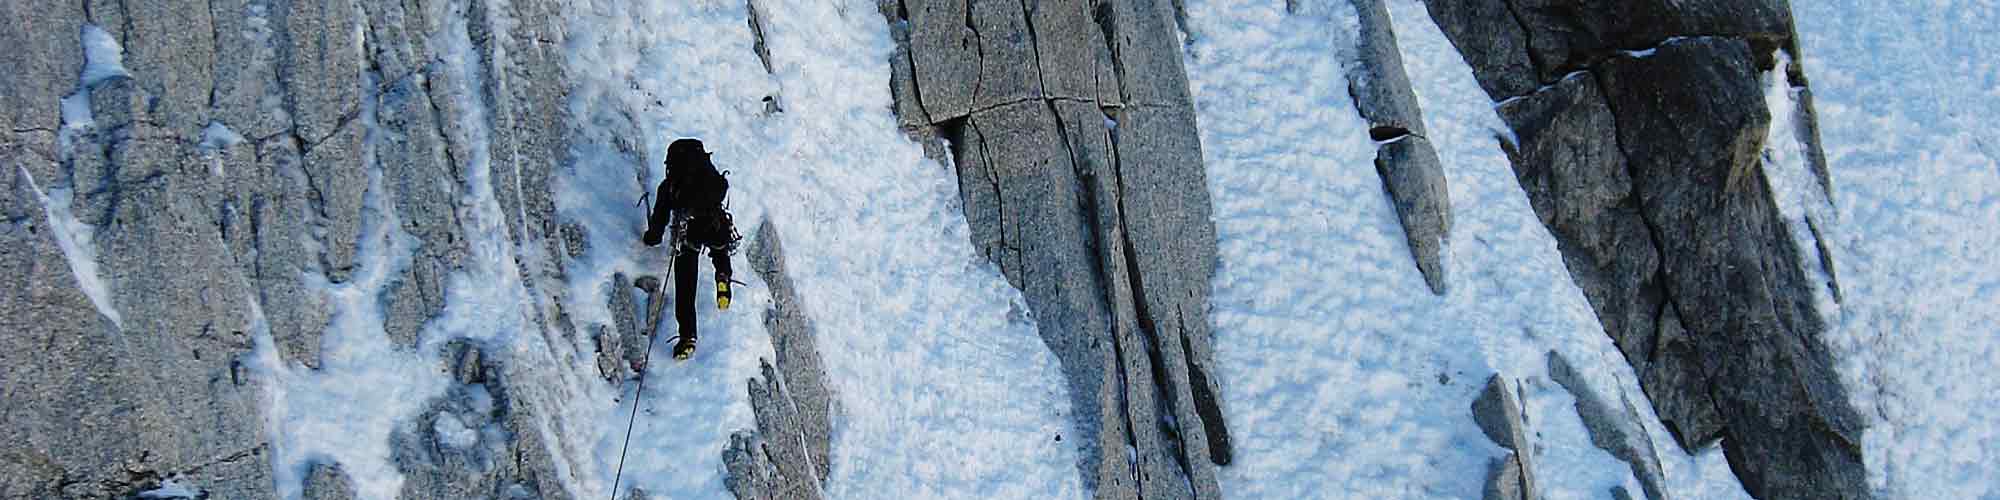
552, 0, 1081, 498
208, 0, 2000, 496
1758, 54, 1843, 314
19, 169, 123, 330
201, 121, 246, 149
200, 121, 247, 178
22, 23, 132, 331
1182, 0, 1748, 497
254, 4, 554, 498
256, 166, 442, 500
136, 477, 203, 499
61, 92, 94, 130
434, 413, 480, 449
79, 24, 128, 86
1792, 1, 2000, 497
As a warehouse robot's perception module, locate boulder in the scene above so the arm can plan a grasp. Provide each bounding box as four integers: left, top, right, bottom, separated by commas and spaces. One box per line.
1346, 0, 1453, 295
1470, 375, 1535, 500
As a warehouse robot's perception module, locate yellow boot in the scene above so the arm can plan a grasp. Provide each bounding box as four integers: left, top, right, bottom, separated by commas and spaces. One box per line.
716, 280, 732, 310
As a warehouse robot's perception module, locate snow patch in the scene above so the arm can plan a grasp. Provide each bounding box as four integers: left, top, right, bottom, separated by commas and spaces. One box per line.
202, 121, 247, 149
79, 24, 129, 85
19, 168, 122, 330
61, 92, 94, 130
1758, 54, 1843, 313
200, 121, 247, 178
434, 413, 480, 449
136, 477, 204, 499
260, 167, 437, 500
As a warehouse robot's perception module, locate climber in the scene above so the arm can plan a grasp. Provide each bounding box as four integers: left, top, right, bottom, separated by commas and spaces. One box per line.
643, 138, 740, 362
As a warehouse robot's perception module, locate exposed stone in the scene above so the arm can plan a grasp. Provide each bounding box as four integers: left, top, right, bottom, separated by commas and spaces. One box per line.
0, 0, 85, 131
723, 432, 782, 500
906, 0, 979, 122
1643, 305, 1724, 449
0, 0, 578, 498
885, 21, 930, 132
1374, 135, 1452, 294
91, 0, 217, 137
1110, 101, 1234, 472
1612, 485, 1638, 500
1470, 375, 1534, 500
302, 462, 357, 500
1596, 37, 1864, 499
1482, 454, 1525, 500
1345, 0, 1452, 295
1548, 351, 1667, 500
396, 348, 571, 500
1417, 0, 1537, 98
724, 222, 835, 500
1029, 0, 1119, 101
885, 1, 1230, 497
1345, 0, 1430, 136
1495, 71, 1678, 407
599, 272, 644, 382
1107, 0, 1194, 108
968, 0, 1044, 111
1508, 0, 1791, 82
1427, 2, 1868, 498
747, 221, 835, 478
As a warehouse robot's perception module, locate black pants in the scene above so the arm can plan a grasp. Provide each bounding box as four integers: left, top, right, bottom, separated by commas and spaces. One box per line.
673, 213, 736, 339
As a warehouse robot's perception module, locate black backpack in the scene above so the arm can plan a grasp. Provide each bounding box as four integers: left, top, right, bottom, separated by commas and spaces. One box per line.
666, 139, 728, 212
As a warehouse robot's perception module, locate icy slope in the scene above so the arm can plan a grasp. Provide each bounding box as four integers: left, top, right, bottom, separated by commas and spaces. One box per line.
558, 0, 1082, 498
1793, 1, 2000, 498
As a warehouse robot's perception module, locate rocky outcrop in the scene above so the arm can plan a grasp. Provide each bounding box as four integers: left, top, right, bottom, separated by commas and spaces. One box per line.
1421, 1, 1866, 498
301, 462, 358, 500
722, 221, 834, 500
1470, 375, 1535, 500
393, 341, 570, 499
1, 0, 578, 497
880, 0, 1232, 498
1547, 352, 1666, 500
1343, 0, 1452, 295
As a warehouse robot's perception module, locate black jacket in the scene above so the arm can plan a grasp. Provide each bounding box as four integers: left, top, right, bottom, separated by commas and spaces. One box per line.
644, 139, 732, 247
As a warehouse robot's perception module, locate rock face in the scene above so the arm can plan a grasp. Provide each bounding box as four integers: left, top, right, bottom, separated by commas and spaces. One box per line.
721, 221, 835, 500
1, 0, 576, 497
1344, 0, 1453, 295
301, 462, 358, 500
881, 0, 1232, 498
1421, 1, 1866, 498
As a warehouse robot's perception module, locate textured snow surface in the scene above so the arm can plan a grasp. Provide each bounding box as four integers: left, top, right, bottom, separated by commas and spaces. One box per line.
1183, 0, 1749, 497
1794, 1, 2000, 498
559, 0, 1081, 498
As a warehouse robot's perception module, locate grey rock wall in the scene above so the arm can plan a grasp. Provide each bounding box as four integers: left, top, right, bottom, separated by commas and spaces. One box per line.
1420, 1, 1865, 498
881, 0, 1232, 498
1, 0, 577, 497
